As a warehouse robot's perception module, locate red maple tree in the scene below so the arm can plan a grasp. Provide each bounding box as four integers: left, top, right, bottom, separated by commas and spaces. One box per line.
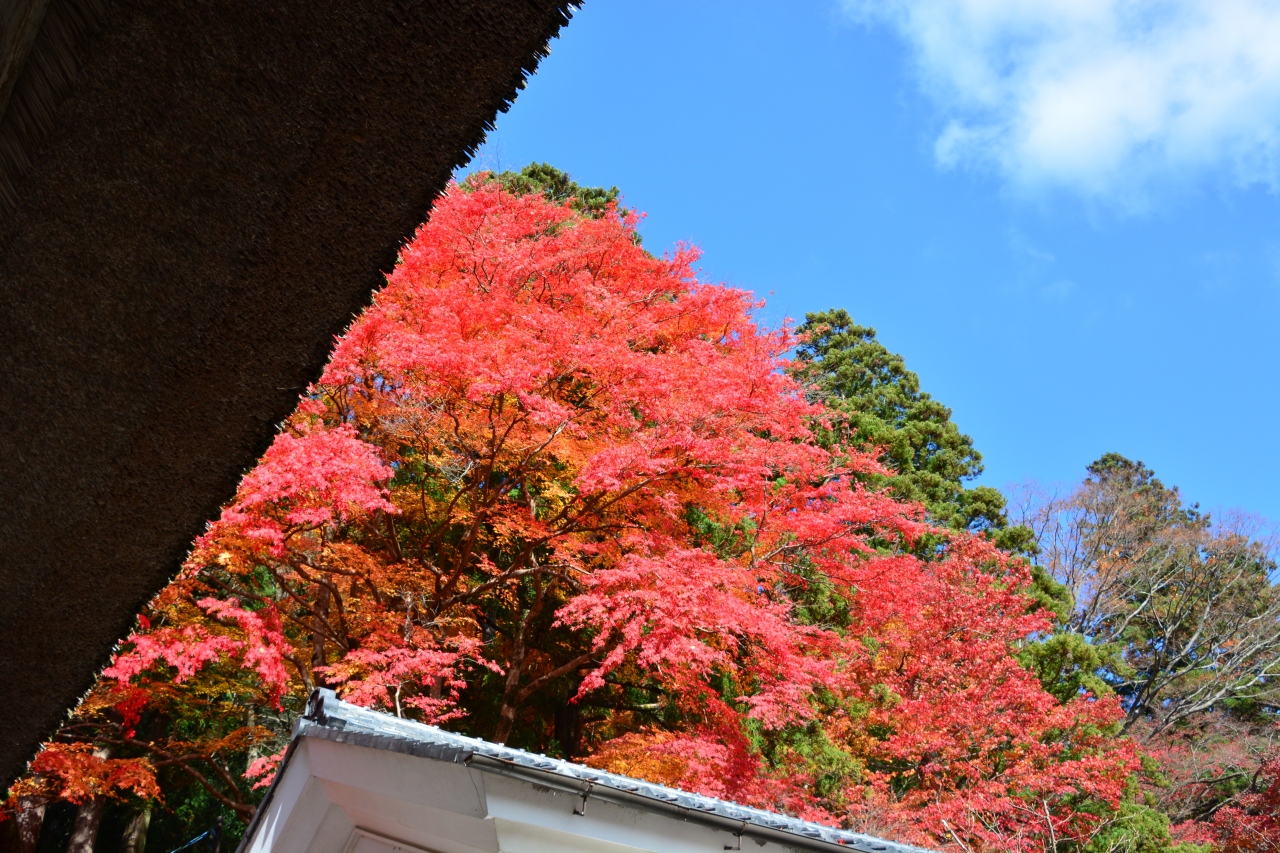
9, 177, 1138, 852
1211, 731, 1280, 853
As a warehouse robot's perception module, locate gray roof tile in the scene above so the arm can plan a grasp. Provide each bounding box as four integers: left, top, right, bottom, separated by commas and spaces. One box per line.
298, 689, 935, 853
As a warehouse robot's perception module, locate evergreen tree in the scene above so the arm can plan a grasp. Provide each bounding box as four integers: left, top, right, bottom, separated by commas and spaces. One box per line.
464, 162, 625, 220
791, 308, 1032, 554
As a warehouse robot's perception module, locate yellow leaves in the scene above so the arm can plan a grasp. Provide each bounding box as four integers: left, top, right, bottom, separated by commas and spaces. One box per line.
533, 476, 576, 519
163, 725, 269, 759
584, 730, 690, 789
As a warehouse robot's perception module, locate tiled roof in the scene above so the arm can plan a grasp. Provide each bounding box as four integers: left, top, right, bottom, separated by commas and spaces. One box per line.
298, 689, 935, 853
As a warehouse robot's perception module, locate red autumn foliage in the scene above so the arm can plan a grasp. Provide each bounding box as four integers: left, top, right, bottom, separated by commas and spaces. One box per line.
1212, 734, 1280, 853
15, 179, 1138, 852
840, 537, 1136, 849
219, 423, 398, 557
9, 743, 159, 807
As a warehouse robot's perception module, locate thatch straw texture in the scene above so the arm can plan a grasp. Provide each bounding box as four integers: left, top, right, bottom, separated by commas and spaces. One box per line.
0, 0, 578, 790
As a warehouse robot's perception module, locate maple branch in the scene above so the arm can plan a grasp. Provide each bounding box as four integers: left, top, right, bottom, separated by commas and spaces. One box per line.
491, 573, 553, 744
438, 566, 542, 610
515, 651, 600, 705
283, 651, 315, 693
383, 511, 405, 563
118, 737, 253, 823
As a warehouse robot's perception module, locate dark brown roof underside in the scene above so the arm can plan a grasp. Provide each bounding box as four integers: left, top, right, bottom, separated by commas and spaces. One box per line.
0, 0, 577, 790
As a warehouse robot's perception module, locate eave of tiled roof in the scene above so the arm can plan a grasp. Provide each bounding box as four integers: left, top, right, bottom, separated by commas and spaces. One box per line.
271, 690, 935, 853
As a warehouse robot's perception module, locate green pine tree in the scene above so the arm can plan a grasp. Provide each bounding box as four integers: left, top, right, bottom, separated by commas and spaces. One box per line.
464, 162, 625, 220
790, 309, 1031, 551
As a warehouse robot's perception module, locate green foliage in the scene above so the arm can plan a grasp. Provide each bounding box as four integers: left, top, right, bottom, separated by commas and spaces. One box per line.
144, 784, 246, 853
1086, 452, 1203, 531
755, 715, 866, 806
1019, 631, 1127, 705
791, 309, 1016, 537
1083, 799, 1211, 853
465, 162, 624, 220
992, 518, 1039, 555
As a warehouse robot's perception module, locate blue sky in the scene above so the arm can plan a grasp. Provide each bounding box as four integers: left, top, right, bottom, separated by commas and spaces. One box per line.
462, 0, 1280, 522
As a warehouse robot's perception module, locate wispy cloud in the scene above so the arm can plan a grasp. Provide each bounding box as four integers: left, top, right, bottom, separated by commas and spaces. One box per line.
1006, 229, 1076, 301
1041, 279, 1076, 300
844, 0, 1280, 204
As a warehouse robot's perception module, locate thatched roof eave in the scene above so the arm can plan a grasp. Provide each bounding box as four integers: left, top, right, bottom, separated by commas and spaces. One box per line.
0, 0, 578, 790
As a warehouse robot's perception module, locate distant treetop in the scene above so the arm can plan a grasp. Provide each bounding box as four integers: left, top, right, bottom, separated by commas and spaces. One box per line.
791, 308, 1019, 545
464, 162, 625, 220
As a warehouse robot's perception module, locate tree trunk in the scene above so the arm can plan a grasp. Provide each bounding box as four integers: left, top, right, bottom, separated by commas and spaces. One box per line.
246, 706, 263, 766
65, 798, 104, 853
491, 654, 524, 745
311, 582, 331, 670
492, 595, 543, 745
16, 795, 45, 853
553, 701, 581, 758
65, 746, 111, 853
121, 807, 151, 853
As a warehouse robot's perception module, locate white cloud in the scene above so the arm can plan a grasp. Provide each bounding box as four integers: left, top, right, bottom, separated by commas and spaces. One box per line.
845, 0, 1280, 203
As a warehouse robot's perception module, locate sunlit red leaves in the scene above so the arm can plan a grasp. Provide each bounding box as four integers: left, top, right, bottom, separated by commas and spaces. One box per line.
15, 744, 159, 806
833, 539, 1138, 850
305, 179, 913, 732
318, 635, 500, 724
1211, 734, 1280, 853
90, 180, 1139, 851
196, 598, 291, 708
244, 749, 286, 791
102, 624, 241, 685
105, 598, 290, 709
557, 546, 838, 731
201, 423, 397, 558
